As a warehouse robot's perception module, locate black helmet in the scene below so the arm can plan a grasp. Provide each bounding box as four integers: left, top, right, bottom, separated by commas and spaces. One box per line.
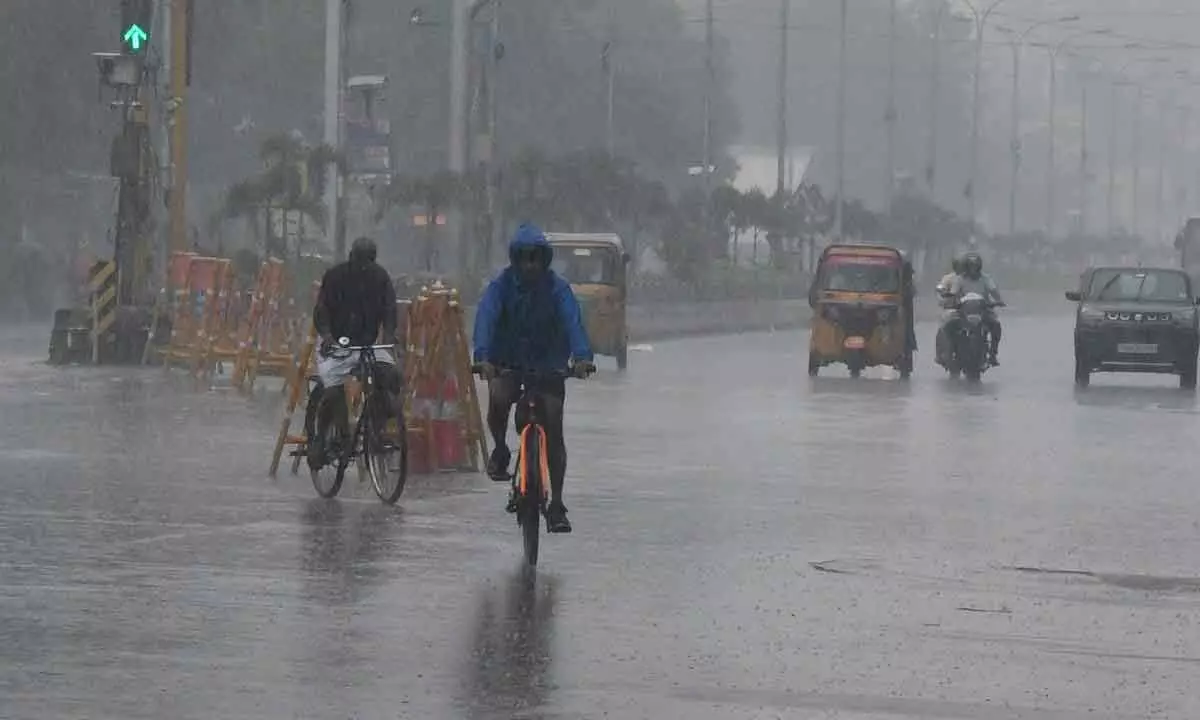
350, 236, 378, 266
962, 251, 983, 277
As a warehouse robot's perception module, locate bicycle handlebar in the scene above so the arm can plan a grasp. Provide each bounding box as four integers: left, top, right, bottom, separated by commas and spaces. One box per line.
334, 343, 396, 353
321, 342, 396, 364
470, 363, 592, 379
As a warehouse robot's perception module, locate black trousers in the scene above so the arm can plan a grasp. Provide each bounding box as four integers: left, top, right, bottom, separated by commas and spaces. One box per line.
487, 376, 567, 504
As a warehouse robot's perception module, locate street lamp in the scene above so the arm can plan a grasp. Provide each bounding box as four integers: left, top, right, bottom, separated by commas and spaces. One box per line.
963, 0, 1015, 237
995, 15, 1079, 235
1105, 54, 1170, 237
1045, 28, 1111, 237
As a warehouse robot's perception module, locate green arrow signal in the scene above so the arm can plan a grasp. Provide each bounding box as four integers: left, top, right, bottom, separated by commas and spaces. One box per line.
123, 24, 148, 51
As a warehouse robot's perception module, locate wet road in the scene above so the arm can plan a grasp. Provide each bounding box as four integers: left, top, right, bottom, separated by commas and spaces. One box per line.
3, 314, 1200, 719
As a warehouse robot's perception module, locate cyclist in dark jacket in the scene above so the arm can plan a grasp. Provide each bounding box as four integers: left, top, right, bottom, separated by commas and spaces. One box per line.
307, 237, 402, 469
473, 223, 595, 533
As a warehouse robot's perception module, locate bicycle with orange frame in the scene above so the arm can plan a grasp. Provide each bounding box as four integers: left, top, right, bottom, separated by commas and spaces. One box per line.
472, 364, 591, 566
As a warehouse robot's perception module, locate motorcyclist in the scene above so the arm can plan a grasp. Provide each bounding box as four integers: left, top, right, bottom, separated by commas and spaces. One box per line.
947, 251, 1006, 365
306, 236, 402, 469
934, 256, 965, 365
473, 223, 596, 534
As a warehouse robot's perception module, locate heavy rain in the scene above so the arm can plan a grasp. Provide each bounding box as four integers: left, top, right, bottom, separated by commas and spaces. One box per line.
4, 1, 1200, 718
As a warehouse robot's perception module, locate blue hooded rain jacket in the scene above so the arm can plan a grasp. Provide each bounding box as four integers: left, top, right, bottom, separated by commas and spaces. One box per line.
473, 224, 594, 372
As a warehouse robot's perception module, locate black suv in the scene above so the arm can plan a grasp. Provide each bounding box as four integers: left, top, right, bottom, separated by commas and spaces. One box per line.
1067, 266, 1200, 388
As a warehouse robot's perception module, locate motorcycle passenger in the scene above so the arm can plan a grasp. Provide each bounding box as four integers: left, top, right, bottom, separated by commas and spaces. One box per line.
947, 251, 1006, 365
934, 256, 965, 365
473, 223, 596, 534
307, 236, 403, 470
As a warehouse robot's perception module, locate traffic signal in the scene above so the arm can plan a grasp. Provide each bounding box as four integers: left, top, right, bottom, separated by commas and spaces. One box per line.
120, 0, 153, 54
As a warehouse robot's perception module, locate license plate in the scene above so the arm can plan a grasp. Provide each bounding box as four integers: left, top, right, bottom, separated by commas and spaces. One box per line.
843, 336, 866, 349
1117, 343, 1158, 354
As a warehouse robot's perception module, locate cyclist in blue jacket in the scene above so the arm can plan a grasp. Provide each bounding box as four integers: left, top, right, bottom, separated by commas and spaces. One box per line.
473, 223, 596, 533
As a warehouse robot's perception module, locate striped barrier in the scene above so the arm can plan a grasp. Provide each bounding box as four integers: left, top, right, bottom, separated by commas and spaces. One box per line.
88, 260, 118, 362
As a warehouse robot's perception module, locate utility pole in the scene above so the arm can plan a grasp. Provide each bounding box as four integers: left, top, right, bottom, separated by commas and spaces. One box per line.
775, 0, 789, 200
323, 0, 344, 258
884, 0, 897, 210
168, 0, 189, 257
834, 0, 847, 240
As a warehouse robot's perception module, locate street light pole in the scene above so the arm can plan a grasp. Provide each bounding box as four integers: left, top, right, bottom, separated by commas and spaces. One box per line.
1107, 81, 1120, 237
1047, 50, 1058, 235
834, 0, 847, 240
1007, 39, 1020, 234
965, 0, 1012, 235
925, 3, 944, 196
1155, 98, 1167, 243
775, 0, 789, 200
1047, 30, 1107, 237
1132, 86, 1143, 237
998, 16, 1080, 237
323, 0, 344, 258
884, 0, 897, 210
1078, 80, 1089, 236
486, 1, 501, 269
703, 0, 714, 201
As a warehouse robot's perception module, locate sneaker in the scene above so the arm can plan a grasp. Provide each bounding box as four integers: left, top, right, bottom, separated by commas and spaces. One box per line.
505, 490, 519, 514
487, 446, 511, 482
546, 503, 572, 534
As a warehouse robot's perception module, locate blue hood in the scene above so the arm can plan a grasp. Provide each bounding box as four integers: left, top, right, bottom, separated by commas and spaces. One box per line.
508, 223, 554, 268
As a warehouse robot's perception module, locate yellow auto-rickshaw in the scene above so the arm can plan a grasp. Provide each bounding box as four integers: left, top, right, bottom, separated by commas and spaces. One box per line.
545, 233, 631, 369
807, 243, 914, 378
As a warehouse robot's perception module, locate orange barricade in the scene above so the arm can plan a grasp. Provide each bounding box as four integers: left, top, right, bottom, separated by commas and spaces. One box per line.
402, 281, 486, 474
160, 255, 236, 380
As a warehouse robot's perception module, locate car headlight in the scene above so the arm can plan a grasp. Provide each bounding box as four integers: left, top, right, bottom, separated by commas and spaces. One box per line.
1078, 305, 1105, 324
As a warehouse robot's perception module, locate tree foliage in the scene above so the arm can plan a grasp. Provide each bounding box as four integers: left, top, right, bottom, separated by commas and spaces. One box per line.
218, 132, 341, 257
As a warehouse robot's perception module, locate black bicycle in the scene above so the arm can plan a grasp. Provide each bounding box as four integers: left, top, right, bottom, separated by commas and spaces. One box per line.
472, 364, 591, 567
305, 337, 408, 504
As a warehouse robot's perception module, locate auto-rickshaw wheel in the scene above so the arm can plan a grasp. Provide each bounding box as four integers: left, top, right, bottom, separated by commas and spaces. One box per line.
899, 351, 913, 380
807, 352, 819, 377
616, 342, 629, 371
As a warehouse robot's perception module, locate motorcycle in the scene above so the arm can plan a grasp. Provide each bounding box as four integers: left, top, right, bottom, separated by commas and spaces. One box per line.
939, 291, 995, 381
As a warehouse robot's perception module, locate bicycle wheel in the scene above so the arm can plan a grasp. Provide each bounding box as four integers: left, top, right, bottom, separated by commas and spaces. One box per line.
518, 426, 545, 567
309, 395, 348, 498
366, 401, 409, 505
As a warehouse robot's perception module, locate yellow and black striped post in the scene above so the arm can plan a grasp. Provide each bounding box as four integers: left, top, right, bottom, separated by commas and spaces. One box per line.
88, 260, 118, 363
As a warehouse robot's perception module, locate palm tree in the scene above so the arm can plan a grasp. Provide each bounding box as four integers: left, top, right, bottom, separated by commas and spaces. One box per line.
219, 132, 342, 259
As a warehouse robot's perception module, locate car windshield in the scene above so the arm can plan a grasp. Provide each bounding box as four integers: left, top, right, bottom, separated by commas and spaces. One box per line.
551, 246, 619, 285
821, 258, 900, 293
1089, 269, 1192, 303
